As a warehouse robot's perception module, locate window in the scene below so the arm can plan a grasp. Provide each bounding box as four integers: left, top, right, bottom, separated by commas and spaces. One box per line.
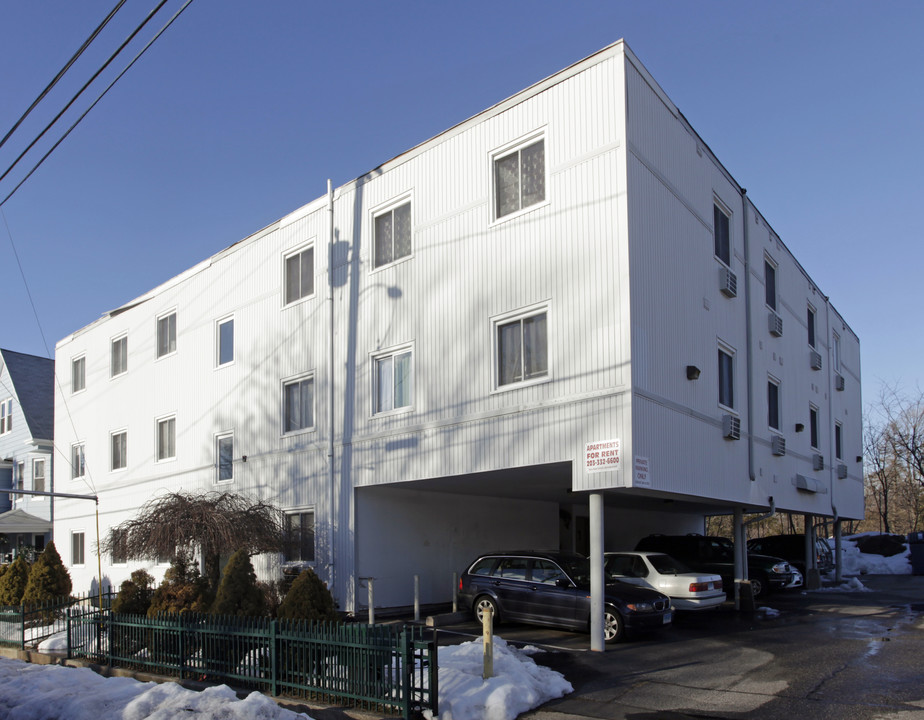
111, 335, 128, 377
71, 531, 85, 565
494, 137, 545, 219
216, 433, 233, 483
284, 246, 314, 305
374, 348, 412, 413
714, 203, 730, 266
33, 459, 45, 493
835, 422, 843, 460
156, 312, 177, 358
72, 356, 86, 393
111, 528, 127, 564
111, 431, 127, 471
764, 259, 777, 310
71, 443, 86, 480
0, 398, 11, 434
807, 307, 816, 348
768, 379, 781, 431
496, 310, 548, 387
283, 376, 314, 433
15, 462, 23, 500
217, 317, 234, 367
810, 406, 819, 449
718, 347, 735, 409
373, 200, 412, 268
833, 332, 841, 372
156, 416, 176, 461
284, 510, 315, 562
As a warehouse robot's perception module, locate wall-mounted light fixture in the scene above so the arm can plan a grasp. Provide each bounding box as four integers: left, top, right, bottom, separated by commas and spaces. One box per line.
686, 365, 701, 380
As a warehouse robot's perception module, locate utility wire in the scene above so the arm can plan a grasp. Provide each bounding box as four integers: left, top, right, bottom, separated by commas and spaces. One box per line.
0, 0, 171, 191
0, 0, 128, 152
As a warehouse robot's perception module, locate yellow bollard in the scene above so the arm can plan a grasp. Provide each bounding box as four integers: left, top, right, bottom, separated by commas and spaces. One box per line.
482, 604, 494, 680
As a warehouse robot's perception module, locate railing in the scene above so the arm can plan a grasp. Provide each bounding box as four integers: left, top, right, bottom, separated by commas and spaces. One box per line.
67, 607, 437, 718
0, 592, 113, 650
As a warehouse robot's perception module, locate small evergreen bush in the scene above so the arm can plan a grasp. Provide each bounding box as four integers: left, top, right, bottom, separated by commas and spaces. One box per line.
112, 569, 155, 615
148, 552, 211, 616
210, 548, 266, 617
277, 568, 339, 622
0, 556, 30, 606
21, 542, 72, 606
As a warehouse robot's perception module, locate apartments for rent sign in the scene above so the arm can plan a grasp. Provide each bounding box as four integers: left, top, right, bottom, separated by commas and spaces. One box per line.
585, 439, 619, 473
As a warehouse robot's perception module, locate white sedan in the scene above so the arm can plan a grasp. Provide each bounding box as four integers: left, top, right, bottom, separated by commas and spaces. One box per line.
604, 551, 726, 611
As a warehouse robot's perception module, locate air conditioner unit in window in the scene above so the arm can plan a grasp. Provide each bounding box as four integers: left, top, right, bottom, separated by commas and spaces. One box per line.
837, 463, 848, 479
771, 435, 786, 456
722, 414, 741, 440
768, 311, 783, 337
835, 373, 845, 391
813, 454, 825, 471
719, 267, 737, 298
810, 350, 823, 370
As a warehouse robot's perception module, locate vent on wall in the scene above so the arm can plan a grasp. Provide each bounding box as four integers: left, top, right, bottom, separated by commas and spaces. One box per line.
719, 267, 737, 298
771, 435, 786, 456
835, 373, 845, 391
722, 414, 741, 440
813, 454, 825, 471
810, 350, 823, 370
795, 474, 820, 493
768, 311, 783, 337
837, 463, 848, 479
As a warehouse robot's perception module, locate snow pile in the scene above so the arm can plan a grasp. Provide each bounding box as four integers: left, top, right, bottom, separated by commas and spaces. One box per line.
425, 636, 572, 720
836, 533, 912, 576
815, 575, 873, 593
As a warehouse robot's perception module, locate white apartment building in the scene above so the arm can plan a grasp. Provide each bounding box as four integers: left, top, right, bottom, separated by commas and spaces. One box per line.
53, 41, 862, 614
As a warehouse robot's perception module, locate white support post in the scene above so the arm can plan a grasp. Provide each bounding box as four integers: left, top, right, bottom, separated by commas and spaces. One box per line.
482, 603, 494, 679
589, 492, 605, 651
414, 574, 420, 623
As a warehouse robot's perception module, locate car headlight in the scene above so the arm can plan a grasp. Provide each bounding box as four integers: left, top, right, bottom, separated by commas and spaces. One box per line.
771, 562, 789, 574
626, 602, 653, 612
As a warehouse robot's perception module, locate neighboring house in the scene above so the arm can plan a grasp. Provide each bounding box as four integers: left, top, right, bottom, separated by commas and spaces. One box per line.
53, 41, 862, 612
0, 349, 54, 561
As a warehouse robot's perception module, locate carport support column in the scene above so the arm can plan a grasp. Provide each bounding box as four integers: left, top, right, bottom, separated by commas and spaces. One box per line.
733, 507, 746, 610
589, 492, 605, 651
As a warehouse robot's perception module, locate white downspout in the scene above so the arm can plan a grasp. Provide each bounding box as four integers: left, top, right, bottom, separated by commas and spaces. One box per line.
327, 179, 336, 596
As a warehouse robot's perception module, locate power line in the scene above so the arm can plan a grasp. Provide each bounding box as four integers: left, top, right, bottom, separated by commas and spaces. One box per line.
0, 0, 129, 152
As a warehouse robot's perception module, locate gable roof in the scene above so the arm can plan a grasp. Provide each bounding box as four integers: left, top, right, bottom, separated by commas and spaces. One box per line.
0, 349, 54, 441
0, 508, 52, 534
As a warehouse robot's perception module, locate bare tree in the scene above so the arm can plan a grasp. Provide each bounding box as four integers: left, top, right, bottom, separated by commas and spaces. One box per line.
864, 419, 900, 533
101, 491, 286, 593
880, 387, 924, 489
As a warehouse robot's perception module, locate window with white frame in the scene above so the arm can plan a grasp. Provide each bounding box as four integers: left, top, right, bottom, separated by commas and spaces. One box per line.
71, 443, 86, 480
156, 416, 176, 461
156, 311, 177, 358
768, 378, 781, 432
72, 531, 85, 565
33, 458, 45, 493
714, 203, 731, 266
111, 430, 127, 471
15, 462, 23, 499
283, 375, 314, 433
496, 308, 548, 388
835, 422, 843, 460
284, 245, 315, 305
217, 317, 234, 367
373, 199, 412, 269
72, 356, 86, 393
810, 405, 820, 449
0, 398, 11, 434
284, 510, 315, 562
216, 432, 234, 483
111, 335, 128, 377
373, 347, 413, 413
494, 136, 545, 219
718, 346, 735, 410
764, 258, 777, 311
807, 306, 816, 349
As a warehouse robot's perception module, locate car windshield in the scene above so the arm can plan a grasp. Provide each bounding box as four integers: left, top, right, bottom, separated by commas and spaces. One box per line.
556, 556, 590, 586
647, 554, 692, 574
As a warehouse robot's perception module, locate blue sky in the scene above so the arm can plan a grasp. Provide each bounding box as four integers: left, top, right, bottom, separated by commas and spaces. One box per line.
0, 1, 921, 407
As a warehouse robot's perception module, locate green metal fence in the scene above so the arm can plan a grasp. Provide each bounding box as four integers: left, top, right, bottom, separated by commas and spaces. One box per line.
67, 607, 438, 718
0, 592, 113, 650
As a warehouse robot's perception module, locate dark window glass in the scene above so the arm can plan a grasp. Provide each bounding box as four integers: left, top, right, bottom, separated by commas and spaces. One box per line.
810, 407, 819, 449
285, 247, 315, 304
807, 308, 816, 348
498, 313, 548, 386
768, 381, 780, 431
718, 349, 734, 408
495, 139, 545, 219
765, 261, 777, 310
714, 204, 730, 265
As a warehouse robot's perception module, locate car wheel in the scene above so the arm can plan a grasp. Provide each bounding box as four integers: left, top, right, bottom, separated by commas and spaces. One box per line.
474, 596, 499, 625
750, 575, 765, 598
603, 608, 625, 643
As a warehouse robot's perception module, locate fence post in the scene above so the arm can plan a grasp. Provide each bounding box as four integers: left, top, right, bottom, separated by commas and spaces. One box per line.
19, 603, 25, 651
107, 608, 113, 668
270, 619, 279, 697
482, 604, 493, 680
179, 614, 186, 681
66, 608, 72, 660
399, 627, 413, 720
414, 575, 420, 623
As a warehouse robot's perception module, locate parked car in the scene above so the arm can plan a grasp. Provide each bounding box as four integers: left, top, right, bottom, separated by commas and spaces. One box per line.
603, 551, 725, 611
746, 534, 835, 575
457, 550, 672, 642
634, 534, 794, 597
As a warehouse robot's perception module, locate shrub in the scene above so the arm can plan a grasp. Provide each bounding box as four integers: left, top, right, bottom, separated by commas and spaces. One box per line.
0, 556, 30, 606
148, 552, 211, 616
210, 548, 266, 617
112, 569, 155, 615
277, 568, 338, 622
21, 542, 72, 606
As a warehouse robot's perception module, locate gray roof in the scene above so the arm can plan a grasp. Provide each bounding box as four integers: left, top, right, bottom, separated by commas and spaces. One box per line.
0, 349, 54, 441
0, 508, 52, 534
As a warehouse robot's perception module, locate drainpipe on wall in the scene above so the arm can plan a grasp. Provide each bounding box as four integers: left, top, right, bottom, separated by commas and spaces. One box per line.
741, 189, 755, 483
825, 299, 840, 584
327, 179, 336, 596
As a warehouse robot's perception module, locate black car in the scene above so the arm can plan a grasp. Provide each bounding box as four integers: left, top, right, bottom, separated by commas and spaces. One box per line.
635, 534, 794, 597
457, 550, 672, 642
747, 534, 835, 575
